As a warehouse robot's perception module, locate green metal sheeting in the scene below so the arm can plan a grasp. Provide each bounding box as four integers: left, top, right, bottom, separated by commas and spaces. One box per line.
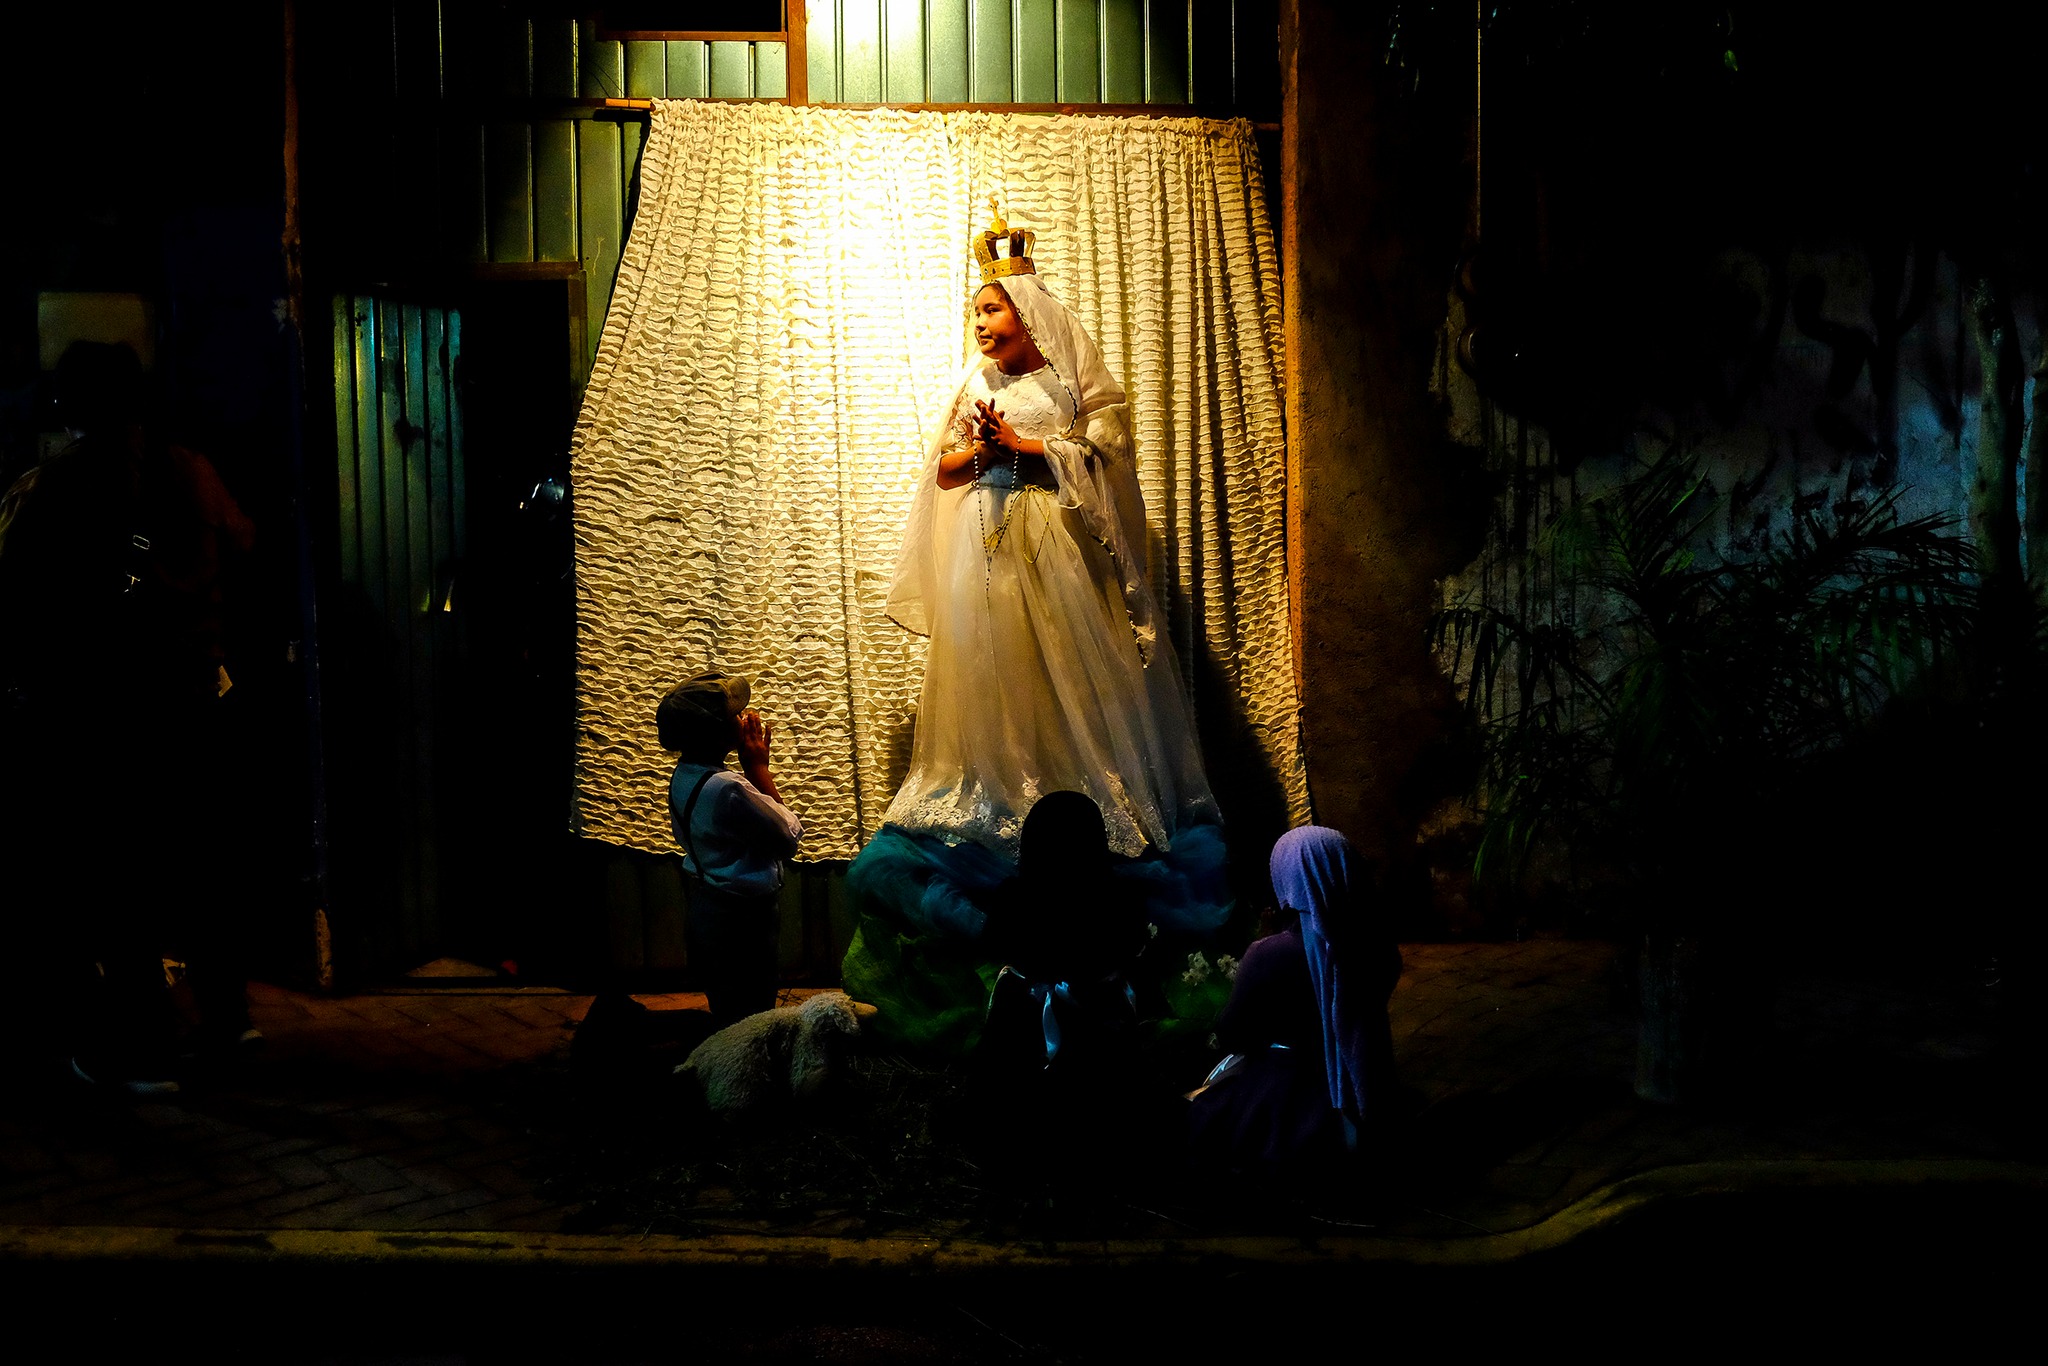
330, 296, 464, 665
330, 296, 465, 965
456, 18, 781, 372
804, 0, 1261, 106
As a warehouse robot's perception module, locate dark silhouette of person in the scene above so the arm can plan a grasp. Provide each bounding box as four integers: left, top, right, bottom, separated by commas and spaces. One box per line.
967, 791, 1153, 1197
0, 341, 256, 1093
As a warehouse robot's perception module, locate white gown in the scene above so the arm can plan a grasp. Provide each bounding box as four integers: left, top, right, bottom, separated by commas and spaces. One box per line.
881, 360, 1218, 858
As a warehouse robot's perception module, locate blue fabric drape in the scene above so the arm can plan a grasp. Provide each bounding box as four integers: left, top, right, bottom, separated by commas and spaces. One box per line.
1269, 826, 1397, 1127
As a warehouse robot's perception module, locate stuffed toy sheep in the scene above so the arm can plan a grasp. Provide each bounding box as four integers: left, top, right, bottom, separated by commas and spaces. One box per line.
675, 990, 878, 1115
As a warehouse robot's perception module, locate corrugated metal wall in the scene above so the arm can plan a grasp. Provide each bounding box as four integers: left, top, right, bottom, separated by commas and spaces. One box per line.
430, 18, 788, 375
801, 0, 1261, 105
315, 0, 1275, 979
328, 296, 465, 966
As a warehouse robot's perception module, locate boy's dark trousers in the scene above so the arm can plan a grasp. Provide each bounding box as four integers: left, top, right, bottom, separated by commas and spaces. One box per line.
684, 878, 780, 1029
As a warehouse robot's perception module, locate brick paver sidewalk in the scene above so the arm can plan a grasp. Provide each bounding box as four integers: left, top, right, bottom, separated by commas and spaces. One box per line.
0, 983, 750, 1233
0, 944, 2018, 1236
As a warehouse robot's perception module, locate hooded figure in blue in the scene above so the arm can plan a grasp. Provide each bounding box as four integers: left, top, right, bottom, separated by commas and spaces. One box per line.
1189, 826, 1402, 1179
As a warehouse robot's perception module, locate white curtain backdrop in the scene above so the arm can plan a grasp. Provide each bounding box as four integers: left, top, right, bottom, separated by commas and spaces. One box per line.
570, 99, 1304, 858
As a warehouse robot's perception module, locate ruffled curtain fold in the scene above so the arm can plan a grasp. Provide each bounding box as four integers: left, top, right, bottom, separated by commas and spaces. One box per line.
571, 100, 1303, 859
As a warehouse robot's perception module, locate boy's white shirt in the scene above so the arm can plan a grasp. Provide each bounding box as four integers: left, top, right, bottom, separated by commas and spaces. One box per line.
670, 765, 803, 896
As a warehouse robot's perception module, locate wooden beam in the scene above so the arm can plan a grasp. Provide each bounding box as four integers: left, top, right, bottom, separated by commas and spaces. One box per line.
345, 261, 587, 297
821, 101, 1198, 116
598, 31, 787, 43
459, 93, 1275, 132
282, 0, 337, 994
282, 0, 304, 335
565, 271, 590, 394
786, 0, 808, 106
459, 262, 585, 281
1281, 0, 1302, 710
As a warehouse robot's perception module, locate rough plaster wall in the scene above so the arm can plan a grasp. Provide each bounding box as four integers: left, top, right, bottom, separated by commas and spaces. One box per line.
1436, 248, 2016, 613
1284, 4, 1480, 865
1695, 246, 1999, 548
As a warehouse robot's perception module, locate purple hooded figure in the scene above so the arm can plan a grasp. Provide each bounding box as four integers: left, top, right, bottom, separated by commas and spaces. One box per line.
1189, 826, 1401, 1178
1270, 826, 1402, 1134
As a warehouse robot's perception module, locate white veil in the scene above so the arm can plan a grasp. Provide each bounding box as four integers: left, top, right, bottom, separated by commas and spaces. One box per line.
884, 272, 1161, 663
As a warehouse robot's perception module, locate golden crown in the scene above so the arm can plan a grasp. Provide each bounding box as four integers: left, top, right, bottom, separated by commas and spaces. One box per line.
975, 196, 1036, 284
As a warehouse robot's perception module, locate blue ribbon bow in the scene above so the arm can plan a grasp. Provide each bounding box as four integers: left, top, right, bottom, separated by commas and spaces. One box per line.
998, 967, 1136, 1067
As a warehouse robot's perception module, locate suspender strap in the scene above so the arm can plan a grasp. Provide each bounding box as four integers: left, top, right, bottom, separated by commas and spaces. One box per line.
678, 767, 718, 887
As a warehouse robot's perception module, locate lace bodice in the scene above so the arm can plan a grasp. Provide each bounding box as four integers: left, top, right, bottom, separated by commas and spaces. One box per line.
952, 363, 1075, 445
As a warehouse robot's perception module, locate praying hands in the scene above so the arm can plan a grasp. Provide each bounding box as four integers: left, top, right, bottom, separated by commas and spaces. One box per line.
973, 398, 1048, 461
935, 401, 1057, 490
935, 416, 1000, 490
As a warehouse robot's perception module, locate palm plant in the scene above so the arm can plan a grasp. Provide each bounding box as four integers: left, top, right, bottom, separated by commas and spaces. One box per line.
1432, 453, 1977, 917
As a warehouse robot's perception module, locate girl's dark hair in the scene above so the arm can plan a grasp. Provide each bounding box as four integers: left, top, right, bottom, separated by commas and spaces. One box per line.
1017, 790, 1108, 880
54, 341, 145, 433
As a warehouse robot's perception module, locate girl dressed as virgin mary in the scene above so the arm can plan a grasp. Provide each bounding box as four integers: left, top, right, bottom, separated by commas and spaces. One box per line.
843, 204, 1228, 1052
881, 204, 1220, 859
